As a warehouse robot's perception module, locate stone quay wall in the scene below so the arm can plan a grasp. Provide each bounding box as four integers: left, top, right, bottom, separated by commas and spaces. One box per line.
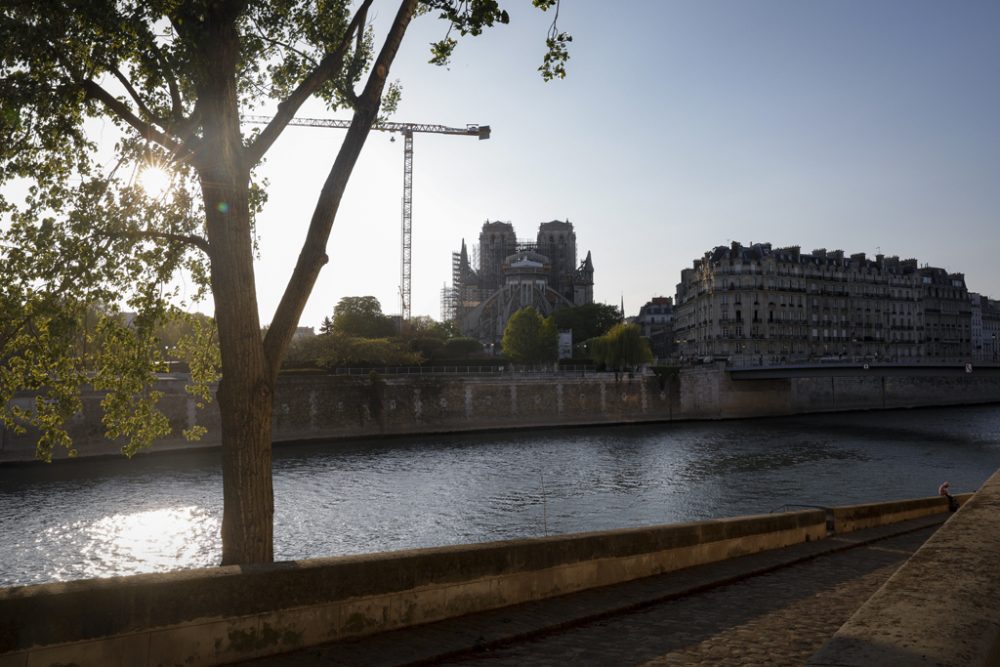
0, 507, 826, 666
808, 469, 1000, 667
0, 494, 965, 667
3, 367, 1000, 462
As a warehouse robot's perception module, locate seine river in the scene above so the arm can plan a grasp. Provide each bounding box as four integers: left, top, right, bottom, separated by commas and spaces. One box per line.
2, 404, 999, 588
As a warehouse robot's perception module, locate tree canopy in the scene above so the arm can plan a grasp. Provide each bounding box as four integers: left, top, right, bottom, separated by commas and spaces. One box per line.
550, 303, 623, 349
331, 296, 396, 339
0, 0, 568, 565
502, 306, 557, 364
586, 323, 653, 371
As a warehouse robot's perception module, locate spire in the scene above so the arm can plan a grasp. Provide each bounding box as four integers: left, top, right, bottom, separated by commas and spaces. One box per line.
620, 293, 626, 321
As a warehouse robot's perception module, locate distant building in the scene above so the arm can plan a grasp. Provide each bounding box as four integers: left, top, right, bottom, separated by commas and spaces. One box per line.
636, 297, 674, 360
979, 296, 1000, 362
292, 326, 315, 341
673, 242, 977, 365
442, 220, 594, 344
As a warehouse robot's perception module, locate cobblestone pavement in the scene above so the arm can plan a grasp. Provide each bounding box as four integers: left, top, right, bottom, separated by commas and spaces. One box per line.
434, 528, 934, 667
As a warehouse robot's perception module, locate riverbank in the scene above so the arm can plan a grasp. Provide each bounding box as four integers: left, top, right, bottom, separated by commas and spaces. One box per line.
0, 491, 973, 666
3, 365, 1000, 463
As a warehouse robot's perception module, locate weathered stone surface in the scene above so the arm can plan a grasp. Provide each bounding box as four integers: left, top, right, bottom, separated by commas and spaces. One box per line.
5, 369, 1000, 463
807, 469, 1000, 666
0, 507, 826, 663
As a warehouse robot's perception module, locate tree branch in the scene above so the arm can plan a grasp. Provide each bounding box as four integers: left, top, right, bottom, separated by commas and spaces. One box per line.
262, 0, 417, 375
105, 229, 211, 255
244, 0, 375, 167
148, 42, 185, 121
79, 79, 190, 158
249, 13, 318, 69
109, 65, 164, 127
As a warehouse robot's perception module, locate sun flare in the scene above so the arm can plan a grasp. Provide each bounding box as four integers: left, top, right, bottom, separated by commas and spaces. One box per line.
138, 165, 172, 197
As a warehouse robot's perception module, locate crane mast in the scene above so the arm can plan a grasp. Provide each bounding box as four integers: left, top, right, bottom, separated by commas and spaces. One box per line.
243, 115, 490, 321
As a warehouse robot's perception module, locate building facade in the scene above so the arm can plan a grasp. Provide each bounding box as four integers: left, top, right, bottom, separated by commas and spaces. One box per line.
673, 242, 975, 365
635, 297, 674, 361
977, 295, 1000, 362
443, 220, 595, 344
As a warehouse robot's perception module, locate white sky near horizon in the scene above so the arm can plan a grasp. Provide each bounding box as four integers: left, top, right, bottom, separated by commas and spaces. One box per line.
7, 1, 1000, 330
253, 0, 1000, 329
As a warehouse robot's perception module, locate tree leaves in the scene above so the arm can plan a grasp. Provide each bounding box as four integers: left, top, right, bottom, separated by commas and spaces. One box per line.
424, 0, 570, 78
1, 0, 570, 466
331, 295, 397, 338
586, 323, 653, 372
501, 306, 557, 364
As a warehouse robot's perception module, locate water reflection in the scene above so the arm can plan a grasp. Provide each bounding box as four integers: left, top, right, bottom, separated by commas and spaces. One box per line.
41, 507, 221, 582
2, 405, 999, 587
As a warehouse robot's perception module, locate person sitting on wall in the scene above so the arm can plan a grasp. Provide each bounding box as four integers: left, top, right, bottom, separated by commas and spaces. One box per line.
939, 481, 959, 512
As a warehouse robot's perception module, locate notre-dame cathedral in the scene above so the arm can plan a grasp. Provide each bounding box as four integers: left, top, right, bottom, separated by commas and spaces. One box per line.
442, 219, 594, 344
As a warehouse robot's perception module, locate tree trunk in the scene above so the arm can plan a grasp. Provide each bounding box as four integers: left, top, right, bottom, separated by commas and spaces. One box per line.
202, 165, 276, 566
196, 11, 275, 565
203, 188, 276, 566
186, 0, 418, 565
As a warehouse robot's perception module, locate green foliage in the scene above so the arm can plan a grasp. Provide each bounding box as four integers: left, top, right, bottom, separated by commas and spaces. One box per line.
425, 0, 510, 67
408, 336, 445, 359
0, 0, 573, 561
534, 0, 572, 81
318, 333, 421, 368
0, 290, 220, 459
0, 1, 571, 463
586, 323, 653, 371
285, 330, 419, 367
401, 315, 456, 340
501, 307, 557, 364
442, 337, 482, 358
172, 314, 221, 441
331, 296, 396, 339
425, 0, 570, 79
550, 303, 622, 347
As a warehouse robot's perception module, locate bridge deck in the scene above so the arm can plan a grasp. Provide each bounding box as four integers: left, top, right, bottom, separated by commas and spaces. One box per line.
241, 516, 943, 666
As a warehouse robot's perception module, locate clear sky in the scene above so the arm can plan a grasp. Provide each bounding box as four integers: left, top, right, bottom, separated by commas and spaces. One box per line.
177, 1, 1000, 327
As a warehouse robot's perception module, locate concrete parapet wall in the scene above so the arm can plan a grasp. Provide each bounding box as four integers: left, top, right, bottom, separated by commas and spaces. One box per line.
831, 493, 973, 533
0, 509, 827, 666
0, 489, 966, 667
808, 472, 1000, 666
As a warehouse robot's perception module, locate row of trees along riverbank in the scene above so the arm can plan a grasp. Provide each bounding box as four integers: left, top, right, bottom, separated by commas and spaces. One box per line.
281, 297, 653, 372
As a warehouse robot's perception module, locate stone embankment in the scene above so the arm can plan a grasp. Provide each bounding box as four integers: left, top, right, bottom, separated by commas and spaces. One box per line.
0, 492, 972, 666
808, 468, 1000, 666
3, 365, 1000, 463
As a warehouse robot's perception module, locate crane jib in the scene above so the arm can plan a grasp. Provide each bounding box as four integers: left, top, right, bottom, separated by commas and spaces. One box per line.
240, 115, 490, 321
242, 115, 488, 138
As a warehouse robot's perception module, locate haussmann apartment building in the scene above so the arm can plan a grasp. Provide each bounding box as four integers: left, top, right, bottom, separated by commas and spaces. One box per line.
672, 242, 978, 366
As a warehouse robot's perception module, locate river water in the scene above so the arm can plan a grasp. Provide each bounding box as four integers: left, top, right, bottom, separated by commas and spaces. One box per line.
2, 405, 999, 588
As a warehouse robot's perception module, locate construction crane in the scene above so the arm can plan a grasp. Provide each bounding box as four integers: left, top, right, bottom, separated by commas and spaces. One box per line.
243, 115, 490, 321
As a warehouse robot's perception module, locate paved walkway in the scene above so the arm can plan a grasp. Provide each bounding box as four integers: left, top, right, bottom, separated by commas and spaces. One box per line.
243, 516, 943, 667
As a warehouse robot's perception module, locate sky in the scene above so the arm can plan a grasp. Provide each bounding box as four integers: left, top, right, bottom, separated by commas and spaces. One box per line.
14, 1, 1000, 329
250, 0, 1000, 329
